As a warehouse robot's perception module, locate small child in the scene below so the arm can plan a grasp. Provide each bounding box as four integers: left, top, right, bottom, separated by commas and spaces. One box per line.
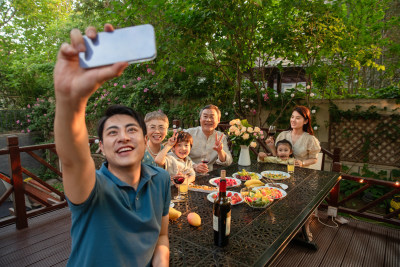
258, 139, 295, 164
155, 131, 196, 184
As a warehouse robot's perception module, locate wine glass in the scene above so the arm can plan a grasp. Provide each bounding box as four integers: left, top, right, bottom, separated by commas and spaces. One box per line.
268, 125, 276, 138
173, 173, 187, 201
199, 153, 210, 176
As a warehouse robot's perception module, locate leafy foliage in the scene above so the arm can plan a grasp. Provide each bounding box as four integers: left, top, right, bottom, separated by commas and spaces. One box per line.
1, 0, 399, 136
16, 96, 55, 139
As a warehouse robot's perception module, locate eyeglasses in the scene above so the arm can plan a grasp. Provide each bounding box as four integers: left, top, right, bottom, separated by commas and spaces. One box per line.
149, 125, 166, 131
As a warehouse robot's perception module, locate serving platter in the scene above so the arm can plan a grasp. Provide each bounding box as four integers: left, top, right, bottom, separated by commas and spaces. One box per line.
261, 170, 290, 180
232, 171, 262, 181
206, 191, 244, 205
209, 177, 241, 188
252, 186, 287, 199
188, 184, 218, 193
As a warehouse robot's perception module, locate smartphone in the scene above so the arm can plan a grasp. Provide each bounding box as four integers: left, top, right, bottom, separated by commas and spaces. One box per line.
79, 24, 157, 69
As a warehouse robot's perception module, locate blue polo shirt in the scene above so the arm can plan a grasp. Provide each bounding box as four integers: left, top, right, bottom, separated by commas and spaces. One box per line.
66, 163, 171, 267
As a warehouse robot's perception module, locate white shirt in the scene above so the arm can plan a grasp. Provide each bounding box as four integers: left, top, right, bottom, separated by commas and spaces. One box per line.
185, 126, 233, 171
276, 130, 321, 162
164, 152, 195, 178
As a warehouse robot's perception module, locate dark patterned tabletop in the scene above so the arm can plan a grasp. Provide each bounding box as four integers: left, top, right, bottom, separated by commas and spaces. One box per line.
169, 162, 340, 267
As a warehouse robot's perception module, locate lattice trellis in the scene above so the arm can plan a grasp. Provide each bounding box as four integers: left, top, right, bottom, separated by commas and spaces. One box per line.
329, 116, 400, 167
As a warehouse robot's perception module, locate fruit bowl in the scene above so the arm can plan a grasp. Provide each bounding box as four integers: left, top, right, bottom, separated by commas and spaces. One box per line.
240, 187, 274, 208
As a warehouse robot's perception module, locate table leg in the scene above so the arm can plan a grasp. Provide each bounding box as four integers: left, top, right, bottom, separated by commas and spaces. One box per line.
291, 222, 318, 250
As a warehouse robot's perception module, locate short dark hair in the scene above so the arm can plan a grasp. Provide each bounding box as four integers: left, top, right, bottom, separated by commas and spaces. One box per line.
176, 131, 193, 147
97, 105, 147, 141
276, 139, 293, 150
199, 104, 221, 120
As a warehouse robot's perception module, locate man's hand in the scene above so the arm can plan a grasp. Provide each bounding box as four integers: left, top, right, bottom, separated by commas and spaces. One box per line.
194, 163, 209, 174
54, 24, 128, 102
213, 133, 227, 163
213, 133, 224, 152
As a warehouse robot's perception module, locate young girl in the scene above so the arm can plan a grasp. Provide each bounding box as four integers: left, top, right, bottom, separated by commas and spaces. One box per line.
258, 139, 295, 165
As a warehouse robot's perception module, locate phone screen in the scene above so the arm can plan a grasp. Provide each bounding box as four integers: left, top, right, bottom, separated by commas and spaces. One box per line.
79, 24, 157, 69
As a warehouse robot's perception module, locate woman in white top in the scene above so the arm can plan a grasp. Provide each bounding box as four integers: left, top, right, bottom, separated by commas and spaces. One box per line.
267, 105, 320, 168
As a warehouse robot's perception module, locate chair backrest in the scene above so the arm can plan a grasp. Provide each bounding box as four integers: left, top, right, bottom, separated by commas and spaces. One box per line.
307, 152, 324, 170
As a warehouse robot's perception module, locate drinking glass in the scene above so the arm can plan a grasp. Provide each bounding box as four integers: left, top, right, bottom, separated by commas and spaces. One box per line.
287, 160, 295, 174
173, 173, 187, 201
179, 172, 189, 196
268, 125, 276, 138
198, 153, 210, 176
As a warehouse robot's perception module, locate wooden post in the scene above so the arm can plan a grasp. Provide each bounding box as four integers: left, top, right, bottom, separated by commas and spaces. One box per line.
172, 119, 180, 129
8, 135, 28, 229
276, 72, 282, 94
333, 147, 341, 164
329, 181, 340, 207
329, 148, 341, 207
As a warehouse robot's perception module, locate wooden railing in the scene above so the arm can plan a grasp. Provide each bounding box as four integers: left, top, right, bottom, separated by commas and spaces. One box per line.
322, 174, 400, 226
0, 135, 98, 229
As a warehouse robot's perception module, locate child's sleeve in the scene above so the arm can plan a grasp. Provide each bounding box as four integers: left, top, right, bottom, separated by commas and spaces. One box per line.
187, 159, 196, 179
263, 156, 278, 163
164, 154, 177, 177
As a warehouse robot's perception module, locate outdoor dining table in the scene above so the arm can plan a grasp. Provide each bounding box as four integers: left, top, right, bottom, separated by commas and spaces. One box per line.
168, 162, 341, 267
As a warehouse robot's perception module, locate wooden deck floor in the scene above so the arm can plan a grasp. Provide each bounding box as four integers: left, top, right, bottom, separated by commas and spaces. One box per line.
0, 208, 399, 267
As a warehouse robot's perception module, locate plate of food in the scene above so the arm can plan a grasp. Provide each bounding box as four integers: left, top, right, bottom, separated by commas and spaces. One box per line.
209, 177, 241, 188
261, 170, 290, 180
240, 187, 274, 208
188, 184, 218, 193
207, 191, 244, 205
252, 186, 287, 199
263, 183, 288, 190
232, 169, 262, 181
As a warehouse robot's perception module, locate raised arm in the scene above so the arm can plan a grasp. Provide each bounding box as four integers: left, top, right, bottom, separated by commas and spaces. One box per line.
265, 136, 277, 156
154, 132, 178, 167
54, 24, 128, 204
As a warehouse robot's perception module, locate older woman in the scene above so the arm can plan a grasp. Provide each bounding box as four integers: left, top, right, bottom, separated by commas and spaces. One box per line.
267, 105, 320, 168
186, 104, 233, 173
142, 111, 169, 167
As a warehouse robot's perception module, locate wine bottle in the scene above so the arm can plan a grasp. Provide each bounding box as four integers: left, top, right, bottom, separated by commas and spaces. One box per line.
213, 170, 231, 247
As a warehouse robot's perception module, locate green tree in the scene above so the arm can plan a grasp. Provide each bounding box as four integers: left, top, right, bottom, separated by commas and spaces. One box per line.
0, 0, 73, 107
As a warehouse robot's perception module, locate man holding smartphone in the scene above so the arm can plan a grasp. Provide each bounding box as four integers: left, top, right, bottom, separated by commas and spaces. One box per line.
54, 24, 170, 266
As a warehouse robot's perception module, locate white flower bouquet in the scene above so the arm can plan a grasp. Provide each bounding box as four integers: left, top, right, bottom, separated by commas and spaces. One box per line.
227, 119, 264, 148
